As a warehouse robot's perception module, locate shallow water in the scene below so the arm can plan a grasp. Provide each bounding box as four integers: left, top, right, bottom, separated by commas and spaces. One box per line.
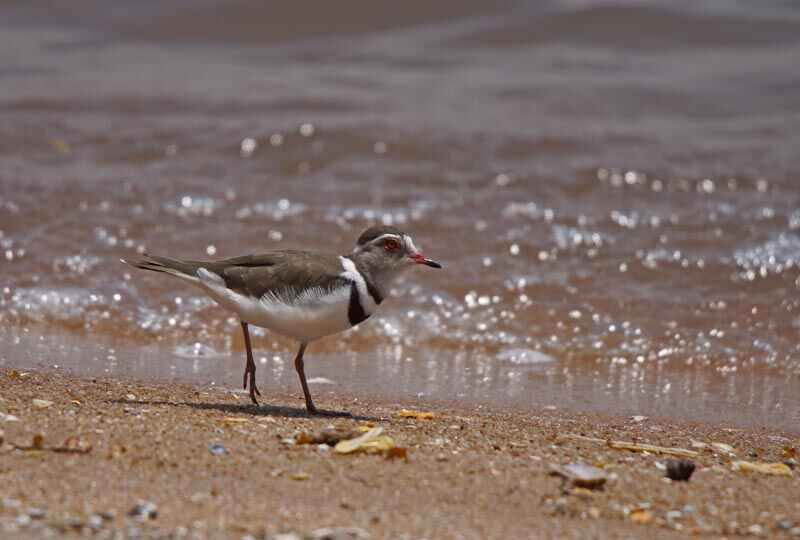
1, 1, 799, 427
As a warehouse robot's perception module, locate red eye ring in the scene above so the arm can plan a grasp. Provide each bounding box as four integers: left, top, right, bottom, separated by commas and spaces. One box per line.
384, 238, 401, 251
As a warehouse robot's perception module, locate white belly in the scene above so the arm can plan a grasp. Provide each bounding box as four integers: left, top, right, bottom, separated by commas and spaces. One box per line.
197, 272, 355, 343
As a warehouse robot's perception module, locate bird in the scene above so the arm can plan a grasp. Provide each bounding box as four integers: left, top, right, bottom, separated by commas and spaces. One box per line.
121, 225, 441, 415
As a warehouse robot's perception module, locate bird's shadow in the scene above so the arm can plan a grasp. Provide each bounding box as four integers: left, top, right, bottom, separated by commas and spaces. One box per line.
108, 399, 377, 422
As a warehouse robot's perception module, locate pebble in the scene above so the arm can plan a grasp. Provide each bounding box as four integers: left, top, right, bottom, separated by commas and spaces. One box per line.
308, 527, 372, 540
27, 507, 46, 519
210, 442, 228, 455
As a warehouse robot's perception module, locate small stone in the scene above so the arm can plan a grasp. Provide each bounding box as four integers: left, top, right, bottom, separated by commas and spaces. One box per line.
272, 534, 302, 540
88, 515, 103, 529
746, 524, 764, 536
631, 415, 647, 423
32, 399, 53, 408
308, 527, 372, 540
26, 508, 45, 519
125, 394, 136, 402
665, 459, 695, 481
127, 501, 158, 521
210, 442, 228, 456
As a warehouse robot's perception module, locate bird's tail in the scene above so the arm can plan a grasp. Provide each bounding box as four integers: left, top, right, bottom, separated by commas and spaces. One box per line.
120, 254, 202, 283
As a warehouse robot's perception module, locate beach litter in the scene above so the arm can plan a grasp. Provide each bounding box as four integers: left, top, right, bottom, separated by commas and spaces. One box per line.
333, 427, 398, 456
733, 461, 793, 476
291, 472, 310, 481
549, 462, 607, 490
665, 459, 695, 481
568, 434, 698, 458
398, 409, 435, 420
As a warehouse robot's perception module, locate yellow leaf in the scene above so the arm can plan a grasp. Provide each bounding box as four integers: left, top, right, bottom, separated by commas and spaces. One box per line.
733, 461, 792, 475
630, 509, 653, 525
398, 409, 435, 420
291, 472, 310, 481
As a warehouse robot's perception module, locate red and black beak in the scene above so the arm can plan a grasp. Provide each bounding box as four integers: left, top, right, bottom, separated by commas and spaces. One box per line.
412, 253, 442, 269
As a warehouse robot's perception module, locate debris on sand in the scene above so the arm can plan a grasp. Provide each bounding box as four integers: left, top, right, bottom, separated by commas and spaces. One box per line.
334, 427, 398, 456
549, 462, 607, 490
398, 409, 435, 420
210, 442, 228, 456
127, 501, 158, 521
665, 459, 695, 481
296, 428, 362, 446
568, 434, 698, 458
733, 461, 793, 476
629, 508, 653, 525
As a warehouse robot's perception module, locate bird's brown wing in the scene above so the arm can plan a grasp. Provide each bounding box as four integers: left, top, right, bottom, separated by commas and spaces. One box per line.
142, 251, 348, 300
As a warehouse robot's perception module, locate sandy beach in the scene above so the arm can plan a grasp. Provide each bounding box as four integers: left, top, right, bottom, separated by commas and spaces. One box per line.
1, 368, 797, 539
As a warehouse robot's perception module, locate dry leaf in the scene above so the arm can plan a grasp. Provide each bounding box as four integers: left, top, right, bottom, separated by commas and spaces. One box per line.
9, 369, 20, 379
334, 427, 397, 455
733, 461, 793, 475
292, 472, 310, 481
398, 410, 435, 420
711, 442, 737, 456
630, 509, 653, 525
223, 417, 250, 424
568, 434, 698, 458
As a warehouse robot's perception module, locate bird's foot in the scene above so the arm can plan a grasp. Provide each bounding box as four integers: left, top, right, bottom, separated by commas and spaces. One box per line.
307, 406, 351, 417
243, 369, 261, 406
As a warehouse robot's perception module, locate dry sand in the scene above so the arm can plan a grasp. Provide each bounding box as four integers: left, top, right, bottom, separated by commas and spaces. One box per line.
0, 369, 798, 539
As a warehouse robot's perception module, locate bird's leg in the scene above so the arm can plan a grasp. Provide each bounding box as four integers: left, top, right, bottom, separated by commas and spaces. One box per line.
294, 343, 350, 417
241, 321, 261, 405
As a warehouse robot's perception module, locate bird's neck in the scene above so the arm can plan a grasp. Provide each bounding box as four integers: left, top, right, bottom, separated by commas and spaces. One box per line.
346, 253, 400, 304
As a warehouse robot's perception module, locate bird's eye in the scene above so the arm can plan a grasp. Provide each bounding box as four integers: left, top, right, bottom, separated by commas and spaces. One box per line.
384, 238, 400, 251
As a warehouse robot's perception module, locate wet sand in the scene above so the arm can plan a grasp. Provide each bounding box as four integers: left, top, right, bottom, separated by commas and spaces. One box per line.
1, 368, 798, 539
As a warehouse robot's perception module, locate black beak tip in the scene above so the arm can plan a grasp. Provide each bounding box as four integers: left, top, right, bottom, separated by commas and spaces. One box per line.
427, 260, 442, 269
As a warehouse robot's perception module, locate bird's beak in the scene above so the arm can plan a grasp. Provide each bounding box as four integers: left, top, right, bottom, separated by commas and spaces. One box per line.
411, 253, 442, 269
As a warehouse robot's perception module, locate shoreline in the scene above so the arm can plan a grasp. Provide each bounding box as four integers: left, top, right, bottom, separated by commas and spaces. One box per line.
3, 326, 798, 432
1, 368, 798, 539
